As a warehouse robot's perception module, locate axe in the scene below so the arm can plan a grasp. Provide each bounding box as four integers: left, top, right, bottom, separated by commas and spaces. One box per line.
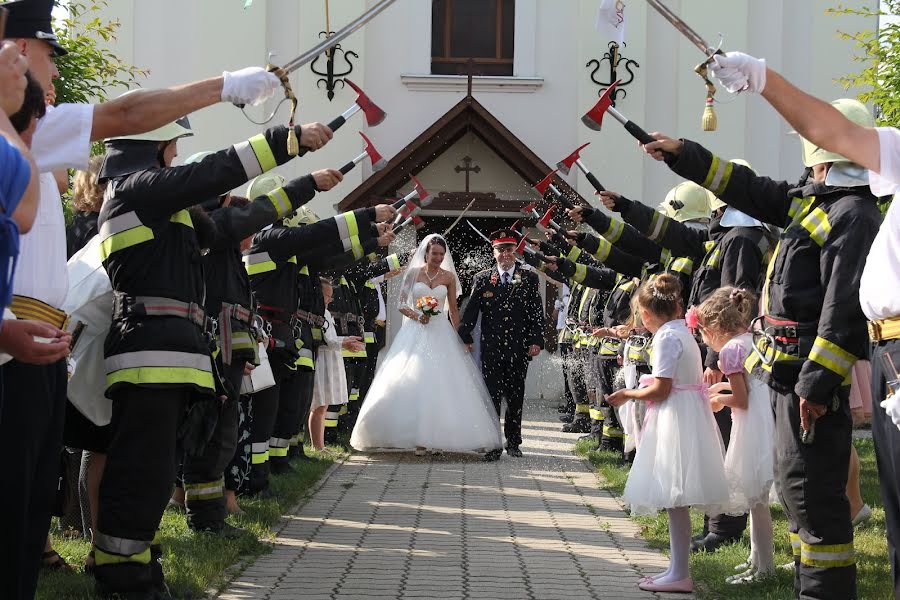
536, 207, 566, 236
328, 79, 387, 133
556, 143, 607, 195
582, 81, 670, 157
393, 213, 425, 234
520, 202, 543, 223
532, 170, 579, 210
391, 175, 432, 225
339, 132, 387, 175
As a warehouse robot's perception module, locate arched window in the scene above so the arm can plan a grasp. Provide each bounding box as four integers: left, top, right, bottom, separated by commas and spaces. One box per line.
431, 0, 515, 76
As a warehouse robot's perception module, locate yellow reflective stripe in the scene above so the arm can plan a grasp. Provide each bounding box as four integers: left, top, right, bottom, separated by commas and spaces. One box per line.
364, 280, 376, 290
603, 424, 624, 437
270, 446, 289, 458
324, 418, 338, 427
364, 333, 376, 343
659, 247, 672, 266
295, 356, 314, 369
592, 236, 612, 263
789, 532, 801, 557
744, 349, 761, 375
95, 547, 151, 566
388, 253, 401, 271
702, 155, 734, 196
287, 255, 297, 264
335, 211, 360, 240
248, 133, 277, 173
603, 218, 624, 243
342, 348, 367, 358
169, 209, 193, 228
761, 240, 780, 314
799, 207, 832, 247
788, 197, 812, 221
799, 540, 855, 568
350, 236, 364, 259
339, 403, 349, 414
567, 245, 582, 262
299, 265, 310, 275
99, 225, 155, 260
107, 367, 215, 390
589, 408, 603, 420
646, 210, 669, 242
575, 403, 591, 414
267, 188, 293, 219
704, 247, 721, 268
312, 328, 323, 341
245, 260, 276, 275
669, 257, 694, 275
809, 336, 857, 378
251, 450, 269, 464
573, 263, 588, 284
184, 479, 224, 500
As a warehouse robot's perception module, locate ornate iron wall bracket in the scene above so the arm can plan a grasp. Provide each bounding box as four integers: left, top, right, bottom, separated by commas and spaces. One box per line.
310, 30, 358, 101
586, 41, 639, 105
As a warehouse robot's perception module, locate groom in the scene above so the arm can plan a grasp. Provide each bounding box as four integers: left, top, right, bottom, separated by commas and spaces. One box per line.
458, 229, 545, 460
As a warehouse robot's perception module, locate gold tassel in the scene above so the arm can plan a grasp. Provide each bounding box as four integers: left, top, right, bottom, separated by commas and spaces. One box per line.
267, 64, 300, 156
702, 96, 717, 132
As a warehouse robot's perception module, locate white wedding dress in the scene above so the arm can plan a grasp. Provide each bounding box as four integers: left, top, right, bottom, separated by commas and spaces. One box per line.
350, 281, 503, 453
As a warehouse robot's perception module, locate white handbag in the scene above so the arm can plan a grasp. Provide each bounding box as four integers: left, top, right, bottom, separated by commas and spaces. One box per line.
240, 343, 276, 395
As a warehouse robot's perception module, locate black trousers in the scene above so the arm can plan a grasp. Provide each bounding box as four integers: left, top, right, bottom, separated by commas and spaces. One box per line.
872, 339, 900, 598
559, 343, 576, 413
248, 361, 290, 493
598, 360, 624, 452
773, 386, 855, 600
183, 360, 243, 530
571, 347, 590, 422
0, 358, 67, 600
94, 387, 188, 594
482, 357, 529, 447
292, 369, 315, 450
225, 394, 253, 494
270, 369, 302, 468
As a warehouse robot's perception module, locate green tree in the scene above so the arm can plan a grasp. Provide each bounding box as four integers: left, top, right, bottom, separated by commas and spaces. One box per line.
52, 0, 148, 105
829, 3, 900, 127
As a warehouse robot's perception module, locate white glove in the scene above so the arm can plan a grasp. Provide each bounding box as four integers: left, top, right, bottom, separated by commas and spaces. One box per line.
881, 393, 900, 430
221, 67, 281, 106
709, 51, 767, 94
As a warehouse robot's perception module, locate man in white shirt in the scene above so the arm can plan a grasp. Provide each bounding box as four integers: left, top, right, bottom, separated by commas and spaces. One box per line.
706, 49, 900, 597
0, 2, 334, 598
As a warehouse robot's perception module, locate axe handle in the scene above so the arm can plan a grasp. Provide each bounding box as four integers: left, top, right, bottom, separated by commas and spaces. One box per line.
327, 115, 348, 133
584, 171, 606, 194
622, 120, 674, 161
339, 161, 356, 175
554, 194, 577, 211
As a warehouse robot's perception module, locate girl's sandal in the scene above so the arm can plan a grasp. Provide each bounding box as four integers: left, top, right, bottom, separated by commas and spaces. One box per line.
41, 550, 76, 574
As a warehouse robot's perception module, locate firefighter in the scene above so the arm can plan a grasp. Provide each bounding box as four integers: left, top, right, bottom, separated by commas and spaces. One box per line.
243, 172, 395, 489
324, 271, 368, 438
641, 98, 882, 599
93, 117, 336, 597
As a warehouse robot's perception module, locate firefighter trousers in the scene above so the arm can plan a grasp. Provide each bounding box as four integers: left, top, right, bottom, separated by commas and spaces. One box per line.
226, 394, 253, 495
270, 369, 302, 469
773, 385, 855, 599
0, 358, 67, 600
248, 361, 291, 493
183, 359, 243, 531
559, 342, 576, 414
94, 387, 189, 595
290, 369, 315, 453
872, 339, 900, 598
598, 359, 624, 453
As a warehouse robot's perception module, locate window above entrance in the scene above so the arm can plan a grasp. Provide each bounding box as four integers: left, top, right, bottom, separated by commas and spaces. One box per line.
431, 0, 515, 76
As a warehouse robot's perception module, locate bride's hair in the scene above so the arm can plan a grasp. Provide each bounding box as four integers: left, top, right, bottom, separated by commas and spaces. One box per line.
425, 236, 448, 255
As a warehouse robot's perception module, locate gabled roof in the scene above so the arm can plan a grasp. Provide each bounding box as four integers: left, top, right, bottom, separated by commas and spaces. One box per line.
338, 95, 583, 211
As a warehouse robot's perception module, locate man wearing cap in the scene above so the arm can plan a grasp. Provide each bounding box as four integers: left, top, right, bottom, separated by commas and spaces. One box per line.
0, 1, 330, 598
458, 229, 545, 460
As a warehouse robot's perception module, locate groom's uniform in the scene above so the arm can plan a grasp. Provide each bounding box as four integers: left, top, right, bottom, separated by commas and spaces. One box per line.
459, 231, 545, 453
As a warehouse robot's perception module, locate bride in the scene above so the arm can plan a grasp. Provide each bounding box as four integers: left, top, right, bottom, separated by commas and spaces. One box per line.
350, 234, 503, 455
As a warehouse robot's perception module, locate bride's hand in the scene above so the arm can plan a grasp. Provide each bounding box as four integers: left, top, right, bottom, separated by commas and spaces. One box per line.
464, 343, 473, 353
419, 314, 430, 324
342, 336, 364, 352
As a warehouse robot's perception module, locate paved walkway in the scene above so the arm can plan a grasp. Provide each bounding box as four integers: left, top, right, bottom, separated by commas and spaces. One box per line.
219, 398, 689, 600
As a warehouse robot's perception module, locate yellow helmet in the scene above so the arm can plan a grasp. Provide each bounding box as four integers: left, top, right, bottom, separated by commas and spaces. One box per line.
661, 181, 714, 223
184, 151, 214, 165
708, 159, 755, 211
799, 99, 874, 167
283, 206, 319, 227
247, 172, 287, 199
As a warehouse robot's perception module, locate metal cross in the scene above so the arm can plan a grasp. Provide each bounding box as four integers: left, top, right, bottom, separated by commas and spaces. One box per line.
454, 156, 481, 192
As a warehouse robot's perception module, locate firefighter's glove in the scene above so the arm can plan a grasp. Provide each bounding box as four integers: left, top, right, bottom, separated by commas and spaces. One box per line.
710, 52, 767, 94
222, 67, 281, 106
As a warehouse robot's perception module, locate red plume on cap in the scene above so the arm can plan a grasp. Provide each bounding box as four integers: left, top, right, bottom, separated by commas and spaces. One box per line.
489, 229, 517, 247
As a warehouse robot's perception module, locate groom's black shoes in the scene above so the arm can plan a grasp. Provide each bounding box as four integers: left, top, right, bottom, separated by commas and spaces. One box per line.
506, 445, 523, 458
484, 449, 502, 462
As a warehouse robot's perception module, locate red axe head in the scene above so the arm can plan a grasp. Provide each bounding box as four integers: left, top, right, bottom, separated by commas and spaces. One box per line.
411, 215, 425, 230
532, 170, 558, 198
520, 202, 538, 217
582, 80, 620, 131
539, 206, 557, 230
344, 79, 387, 127
514, 236, 528, 258
398, 199, 418, 219
410, 175, 431, 207
359, 132, 386, 171
556, 143, 590, 176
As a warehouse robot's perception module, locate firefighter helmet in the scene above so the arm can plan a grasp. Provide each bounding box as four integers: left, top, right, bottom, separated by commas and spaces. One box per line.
660, 181, 714, 223
799, 99, 875, 167
246, 172, 287, 200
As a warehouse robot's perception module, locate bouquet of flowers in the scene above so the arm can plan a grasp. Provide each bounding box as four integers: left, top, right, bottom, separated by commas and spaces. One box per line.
415, 296, 441, 317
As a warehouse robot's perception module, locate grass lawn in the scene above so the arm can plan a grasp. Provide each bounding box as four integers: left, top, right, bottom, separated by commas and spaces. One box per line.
575, 436, 893, 600
37, 445, 345, 600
